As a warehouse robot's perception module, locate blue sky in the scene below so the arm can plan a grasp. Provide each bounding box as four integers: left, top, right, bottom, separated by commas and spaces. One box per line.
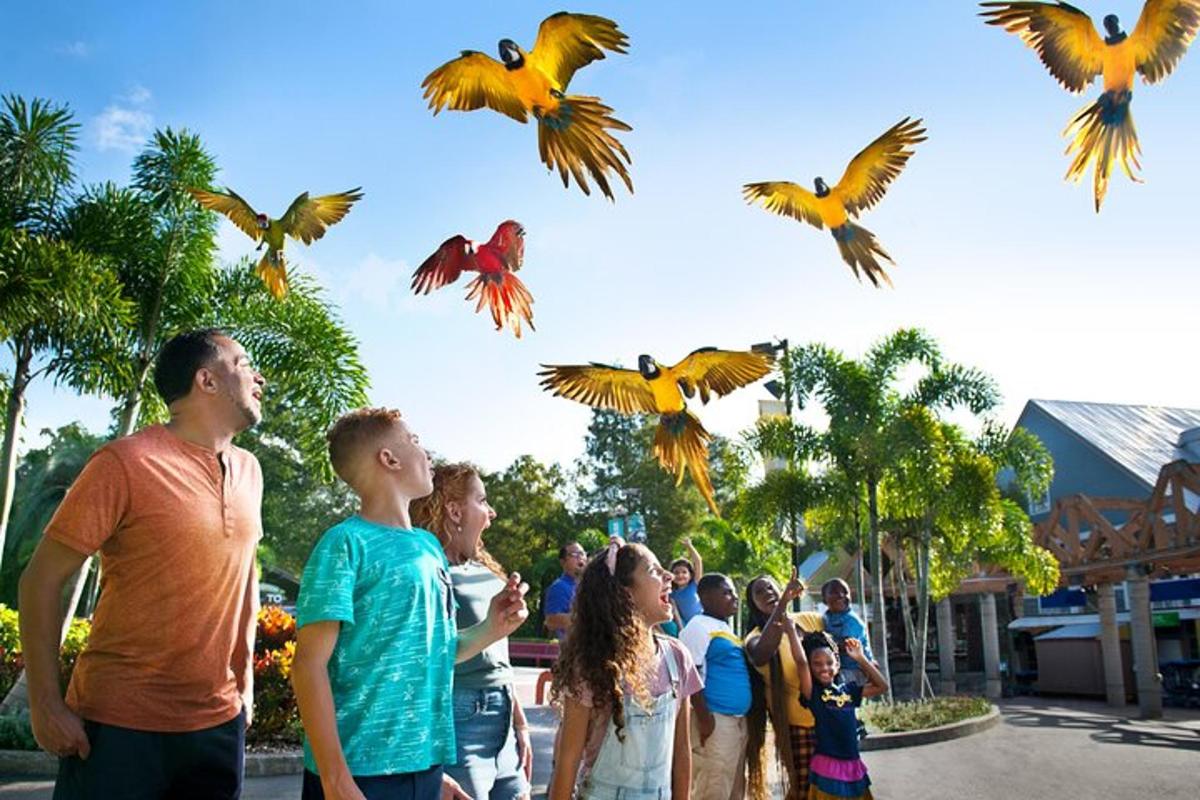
4, 1, 1198, 472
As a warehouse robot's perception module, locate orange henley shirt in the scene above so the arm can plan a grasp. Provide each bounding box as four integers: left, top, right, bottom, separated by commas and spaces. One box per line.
44, 424, 262, 732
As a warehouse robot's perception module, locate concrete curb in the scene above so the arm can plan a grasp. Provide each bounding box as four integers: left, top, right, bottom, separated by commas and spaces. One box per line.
0, 749, 305, 778
861, 705, 1001, 751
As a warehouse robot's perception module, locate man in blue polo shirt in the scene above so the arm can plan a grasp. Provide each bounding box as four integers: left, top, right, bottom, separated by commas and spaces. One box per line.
543, 541, 586, 640
680, 573, 752, 800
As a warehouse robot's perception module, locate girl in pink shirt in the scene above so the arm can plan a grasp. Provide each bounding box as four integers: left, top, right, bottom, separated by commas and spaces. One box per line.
549, 540, 702, 800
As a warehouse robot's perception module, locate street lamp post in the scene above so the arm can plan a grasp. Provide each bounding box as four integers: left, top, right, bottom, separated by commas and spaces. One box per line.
752, 338, 804, 610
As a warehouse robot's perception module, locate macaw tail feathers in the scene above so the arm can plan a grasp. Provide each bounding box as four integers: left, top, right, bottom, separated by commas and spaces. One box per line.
654, 410, 719, 516
1064, 90, 1142, 213
464, 271, 536, 339
831, 223, 894, 288
255, 250, 289, 299
537, 94, 633, 201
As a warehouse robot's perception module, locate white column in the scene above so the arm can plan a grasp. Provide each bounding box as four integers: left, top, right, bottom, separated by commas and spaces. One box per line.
980, 593, 1002, 700
1097, 583, 1126, 707
937, 598, 956, 695
1126, 569, 1162, 718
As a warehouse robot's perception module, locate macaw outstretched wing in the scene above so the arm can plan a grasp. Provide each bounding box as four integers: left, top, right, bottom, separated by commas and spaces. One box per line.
422, 51, 529, 122
669, 348, 774, 405
833, 117, 927, 217
980, 2, 1105, 93
279, 188, 363, 245
528, 12, 628, 89
538, 363, 658, 414
1131, 0, 1200, 83
743, 182, 825, 229
188, 187, 262, 240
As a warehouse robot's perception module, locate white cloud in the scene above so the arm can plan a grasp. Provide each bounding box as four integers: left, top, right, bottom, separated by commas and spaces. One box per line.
341, 253, 413, 311
94, 106, 153, 153
123, 85, 152, 105
55, 41, 90, 58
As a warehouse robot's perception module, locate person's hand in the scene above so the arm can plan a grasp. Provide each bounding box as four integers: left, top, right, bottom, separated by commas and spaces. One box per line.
515, 726, 533, 781
487, 573, 529, 638
30, 698, 90, 760
242, 692, 254, 729
442, 774, 471, 799
697, 709, 716, 746
845, 637, 866, 663
780, 567, 806, 605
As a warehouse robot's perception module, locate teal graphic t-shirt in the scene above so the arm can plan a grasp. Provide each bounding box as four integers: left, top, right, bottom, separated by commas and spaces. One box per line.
297, 516, 457, 776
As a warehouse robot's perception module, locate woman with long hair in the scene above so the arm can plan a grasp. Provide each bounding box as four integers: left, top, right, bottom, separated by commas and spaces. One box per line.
548, 539, 702, 800
411, 463, 532, 800
743, 571, 825, 799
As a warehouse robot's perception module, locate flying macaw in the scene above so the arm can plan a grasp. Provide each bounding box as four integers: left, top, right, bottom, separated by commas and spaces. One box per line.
743, 118, 927, 288
538, 348, 774, 515
411, 220, 534, 338
981, 1, 1200, 211
187, 186, 363, 298
421, 12, 632, 200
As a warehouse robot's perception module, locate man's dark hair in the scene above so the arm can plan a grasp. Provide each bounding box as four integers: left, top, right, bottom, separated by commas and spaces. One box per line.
558, 542, 581, 560
153, 328, 227, 406
697, 573, 729, 597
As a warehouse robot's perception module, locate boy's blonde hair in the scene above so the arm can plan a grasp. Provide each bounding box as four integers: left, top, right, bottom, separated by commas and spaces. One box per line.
326, 407, 404, 486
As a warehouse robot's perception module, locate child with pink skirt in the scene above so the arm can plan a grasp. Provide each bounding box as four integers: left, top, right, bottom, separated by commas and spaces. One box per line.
793, 631, 888, 800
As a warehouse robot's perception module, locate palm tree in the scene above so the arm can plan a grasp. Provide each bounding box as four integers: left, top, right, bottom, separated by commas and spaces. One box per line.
0, 96, 133, 567
783, 329, 1000, 698
882, 409, 1059, 697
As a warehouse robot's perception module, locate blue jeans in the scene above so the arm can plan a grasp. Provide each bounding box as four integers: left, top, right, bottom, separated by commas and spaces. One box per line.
445, 686, 529, 800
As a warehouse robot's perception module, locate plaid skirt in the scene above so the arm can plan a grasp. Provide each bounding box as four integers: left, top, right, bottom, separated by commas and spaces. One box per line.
785, 725, 817, 800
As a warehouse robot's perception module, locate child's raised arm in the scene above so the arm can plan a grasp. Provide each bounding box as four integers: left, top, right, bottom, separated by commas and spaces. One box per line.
787, 621, 813, 701
845, 638, 889, 699
292, 621, 367, 800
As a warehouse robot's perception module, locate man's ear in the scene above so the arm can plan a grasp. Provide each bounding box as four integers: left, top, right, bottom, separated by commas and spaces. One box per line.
194, 365, 220, 396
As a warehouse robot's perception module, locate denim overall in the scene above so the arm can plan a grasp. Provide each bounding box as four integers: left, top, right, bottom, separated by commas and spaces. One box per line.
580, 641, 681, 799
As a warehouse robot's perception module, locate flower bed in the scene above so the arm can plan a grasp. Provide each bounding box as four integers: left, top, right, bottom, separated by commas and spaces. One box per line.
0, 604, 302, 750
860, 695, 993, 733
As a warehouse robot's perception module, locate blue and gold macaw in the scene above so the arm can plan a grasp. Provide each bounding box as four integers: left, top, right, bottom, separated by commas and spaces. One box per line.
422, 12, 632, 200
539, 348, 774, 515
982, 1, 1200, 211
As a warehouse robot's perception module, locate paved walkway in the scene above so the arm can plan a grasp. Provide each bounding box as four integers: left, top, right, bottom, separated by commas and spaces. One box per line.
3, 694, 1197, 799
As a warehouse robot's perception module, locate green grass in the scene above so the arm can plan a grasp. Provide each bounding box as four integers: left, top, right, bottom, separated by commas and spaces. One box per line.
860, 695, 993, 733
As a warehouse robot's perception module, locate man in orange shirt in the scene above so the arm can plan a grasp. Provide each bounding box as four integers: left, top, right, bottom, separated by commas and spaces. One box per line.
19, 329, 266, 799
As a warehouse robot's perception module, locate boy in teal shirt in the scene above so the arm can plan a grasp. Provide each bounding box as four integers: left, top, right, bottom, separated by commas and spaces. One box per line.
292, 408, 528, 799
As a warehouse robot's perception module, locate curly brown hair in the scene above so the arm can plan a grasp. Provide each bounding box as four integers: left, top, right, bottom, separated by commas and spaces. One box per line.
550, 542, 655, 742
410, 462, 505, 578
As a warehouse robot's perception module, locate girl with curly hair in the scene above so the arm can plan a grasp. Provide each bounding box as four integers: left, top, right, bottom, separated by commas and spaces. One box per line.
411, 463, 532, 800
549, 539, 703, 800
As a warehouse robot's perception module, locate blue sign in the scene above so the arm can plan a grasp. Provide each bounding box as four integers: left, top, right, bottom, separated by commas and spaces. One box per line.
627, 513, 646, 543
607, 517, 625, 540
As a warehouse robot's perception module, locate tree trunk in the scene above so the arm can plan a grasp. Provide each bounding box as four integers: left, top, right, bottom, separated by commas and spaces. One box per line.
895, 543, 919, 698
912, 523, 933, 699
866, 477, 891, 700
0, 337, 33, 571
853, 492, 868, 622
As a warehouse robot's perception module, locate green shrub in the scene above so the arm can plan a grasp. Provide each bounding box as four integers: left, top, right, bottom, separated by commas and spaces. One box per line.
0, 711, 36, 751
860, 695, 992, 733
